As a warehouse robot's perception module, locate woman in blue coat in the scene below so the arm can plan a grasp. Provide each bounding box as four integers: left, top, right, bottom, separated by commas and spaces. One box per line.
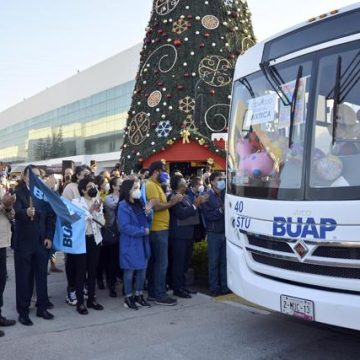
118, 179, 153, 310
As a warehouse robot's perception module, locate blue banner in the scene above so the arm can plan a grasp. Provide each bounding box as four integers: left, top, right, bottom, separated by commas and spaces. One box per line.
29, 168, 80, 225
29, 168, 86, 254
53, 198, 86, 254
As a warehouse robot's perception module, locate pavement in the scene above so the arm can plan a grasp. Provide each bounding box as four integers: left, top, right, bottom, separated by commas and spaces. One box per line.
2, 250, 360, 360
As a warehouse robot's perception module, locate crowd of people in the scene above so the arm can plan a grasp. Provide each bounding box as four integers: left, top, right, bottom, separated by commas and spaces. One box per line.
0, 160, 229, 336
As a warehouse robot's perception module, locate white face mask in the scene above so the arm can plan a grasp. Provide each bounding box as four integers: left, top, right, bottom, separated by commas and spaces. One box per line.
198, 185, 205, 193
104, 183, 110, 193
132, 189, 142, 200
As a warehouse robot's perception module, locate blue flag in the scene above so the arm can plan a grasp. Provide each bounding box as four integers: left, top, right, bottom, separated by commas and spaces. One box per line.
53, 198, 86, 254
29, 168, 80, 225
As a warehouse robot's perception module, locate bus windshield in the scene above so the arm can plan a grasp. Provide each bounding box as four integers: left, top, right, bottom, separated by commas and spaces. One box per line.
228, 40, 360, 201
227, 56, 313, 200
309, 43, 360, 200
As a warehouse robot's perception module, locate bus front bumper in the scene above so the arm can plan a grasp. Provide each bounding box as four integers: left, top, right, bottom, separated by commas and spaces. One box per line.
227, 240, 360, 331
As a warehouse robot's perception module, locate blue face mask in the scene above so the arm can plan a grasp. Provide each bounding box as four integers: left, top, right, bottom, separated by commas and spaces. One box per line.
216, 180, 226, 191
159, 172, 170, 185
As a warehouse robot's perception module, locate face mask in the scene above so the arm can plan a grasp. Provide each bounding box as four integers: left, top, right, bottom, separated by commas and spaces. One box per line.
216, 180, 226, 191
132, 189, 142, 200
198, 185, 205, 193
159, 172, 170, 185
88, 187, 98, 198
104, 183, 110, 193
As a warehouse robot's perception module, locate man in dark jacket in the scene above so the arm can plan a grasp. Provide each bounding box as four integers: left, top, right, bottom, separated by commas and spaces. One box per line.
169, 175, 206, 298
201, 172, 230, 297
14, 165, 55, 326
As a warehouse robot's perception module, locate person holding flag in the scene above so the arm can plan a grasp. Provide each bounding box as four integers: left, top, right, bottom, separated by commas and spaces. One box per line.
14, 165, 55, 325
72, 176, 105, 315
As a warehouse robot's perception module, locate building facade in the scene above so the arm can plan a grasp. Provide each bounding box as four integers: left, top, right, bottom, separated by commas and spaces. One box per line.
0, 44, 141, 169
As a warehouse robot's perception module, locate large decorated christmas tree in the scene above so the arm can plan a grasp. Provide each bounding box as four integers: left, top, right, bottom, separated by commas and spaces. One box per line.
120, 0, 255, 172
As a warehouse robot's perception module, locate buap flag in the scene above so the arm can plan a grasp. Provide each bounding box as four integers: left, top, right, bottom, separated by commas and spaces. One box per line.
29, 168, 80, 225
29, 168, 86, 254
53, 198, 86, 254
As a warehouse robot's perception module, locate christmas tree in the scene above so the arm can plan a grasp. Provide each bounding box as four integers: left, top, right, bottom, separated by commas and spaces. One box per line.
120, 0, 255, 172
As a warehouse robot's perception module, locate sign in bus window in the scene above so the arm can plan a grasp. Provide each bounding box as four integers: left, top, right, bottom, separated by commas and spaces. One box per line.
227, 59, 313, 198
279, 77, 308, 129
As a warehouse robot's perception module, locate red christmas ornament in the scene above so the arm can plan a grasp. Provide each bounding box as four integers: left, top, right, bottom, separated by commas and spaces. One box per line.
166, 93, 172, 99
204, 32, 210, 38
209, 89, 216, 96
199, 43, 205, 48
151, 122, 157, 128
157, 80, 164, 86
158, 29, 164, 34
138, 158, 144, 163
187, 15, 193, 19
154, 69, 159, 75
173, 39, 182, 47
184, 72, 190, 78
177, 85, 184, 91
187, 23, 192, 29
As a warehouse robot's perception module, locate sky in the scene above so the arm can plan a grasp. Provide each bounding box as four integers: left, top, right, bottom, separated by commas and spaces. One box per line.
0, 0, 357, 112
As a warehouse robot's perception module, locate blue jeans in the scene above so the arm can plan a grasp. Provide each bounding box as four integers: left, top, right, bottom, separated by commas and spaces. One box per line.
123, 268, 147, 297
207, 232, 228, 293
148, 230, 169, 300
171, 237, 192, 292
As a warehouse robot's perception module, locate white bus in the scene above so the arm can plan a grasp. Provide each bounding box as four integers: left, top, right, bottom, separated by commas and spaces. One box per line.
226, 4, 360, 330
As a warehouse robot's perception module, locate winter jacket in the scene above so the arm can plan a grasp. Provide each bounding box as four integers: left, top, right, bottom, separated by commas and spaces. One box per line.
118, 200, 151, 270
200, 189, 225, 234
72, 197, 105, 245
169, 193, 198, 240
14, 183, 55, 252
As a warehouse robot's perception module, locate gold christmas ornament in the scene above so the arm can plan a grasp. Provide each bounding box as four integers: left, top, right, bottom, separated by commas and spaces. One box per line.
198, 138, 206, 146
180, 129, 191, 144
147, 91, 162, 108
241, 35, 255, 53
128, 112, 150, 145
207, 158, 215, 165
183, 114, 197, 131
198, 55, 233, 87
172, 18, 189, 34
167, 139, 174, 145
201, 15, 220, 30
179, 96, 195, 114
155, 0, 180, 16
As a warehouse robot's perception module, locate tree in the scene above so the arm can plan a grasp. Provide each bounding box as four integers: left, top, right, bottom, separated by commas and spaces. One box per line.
35, 138, 45, 161
44, 136, 52, 160
51, 126, 65, 158
34, 127, 65, 160
120, 0, 255, 172
56, 126, 65, 157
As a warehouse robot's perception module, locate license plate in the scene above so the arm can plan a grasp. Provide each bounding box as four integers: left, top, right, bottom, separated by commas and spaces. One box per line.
280, 295, 314, 321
